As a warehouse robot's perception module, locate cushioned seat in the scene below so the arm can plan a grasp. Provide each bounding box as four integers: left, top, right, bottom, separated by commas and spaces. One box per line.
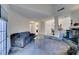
11, 32, 33, 48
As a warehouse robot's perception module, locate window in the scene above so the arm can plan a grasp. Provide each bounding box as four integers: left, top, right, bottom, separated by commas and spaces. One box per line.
58, 16, 71, 30
0, 18, 7, 55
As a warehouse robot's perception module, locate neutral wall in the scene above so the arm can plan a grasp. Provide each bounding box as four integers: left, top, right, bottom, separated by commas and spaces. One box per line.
8, 9, 30, 36
45, 19, 55, 35
38, 21, 45, 34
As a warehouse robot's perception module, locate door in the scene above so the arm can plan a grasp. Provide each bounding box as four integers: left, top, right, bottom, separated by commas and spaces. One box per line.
0, 18, 7, 55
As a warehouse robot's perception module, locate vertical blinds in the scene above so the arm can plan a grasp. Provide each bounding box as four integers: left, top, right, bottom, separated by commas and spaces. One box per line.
0, 18, 7, 55
0, 5, 1, 17
0, 4, 7, 55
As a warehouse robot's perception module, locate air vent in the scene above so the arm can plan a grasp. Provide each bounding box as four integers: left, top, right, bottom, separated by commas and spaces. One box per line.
57, 7, 64, 12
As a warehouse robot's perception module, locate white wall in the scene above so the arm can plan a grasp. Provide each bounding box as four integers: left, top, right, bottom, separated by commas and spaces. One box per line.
38, 21, 45, 34
45, 19, 54, 35
8, 9, 30, 35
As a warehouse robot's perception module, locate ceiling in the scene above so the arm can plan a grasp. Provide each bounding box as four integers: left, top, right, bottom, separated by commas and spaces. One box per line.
9, 4, 79, 20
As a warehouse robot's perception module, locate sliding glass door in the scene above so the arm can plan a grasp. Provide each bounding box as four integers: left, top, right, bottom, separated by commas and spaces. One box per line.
0, 18, 7, 55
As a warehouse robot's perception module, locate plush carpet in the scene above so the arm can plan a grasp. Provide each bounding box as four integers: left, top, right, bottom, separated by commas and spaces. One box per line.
9, 38, 70, 55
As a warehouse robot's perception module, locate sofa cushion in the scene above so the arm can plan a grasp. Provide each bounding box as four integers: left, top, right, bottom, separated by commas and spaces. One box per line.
11, 32, 30, 48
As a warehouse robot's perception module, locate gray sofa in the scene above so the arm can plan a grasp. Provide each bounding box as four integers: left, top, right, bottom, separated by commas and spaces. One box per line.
11, 32, 35, 48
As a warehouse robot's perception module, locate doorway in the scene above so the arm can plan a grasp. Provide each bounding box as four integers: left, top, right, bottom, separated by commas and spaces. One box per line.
29, 21, 39, 35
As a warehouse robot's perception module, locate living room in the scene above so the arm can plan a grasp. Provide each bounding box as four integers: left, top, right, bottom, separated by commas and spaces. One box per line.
0, 4, 79, 55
